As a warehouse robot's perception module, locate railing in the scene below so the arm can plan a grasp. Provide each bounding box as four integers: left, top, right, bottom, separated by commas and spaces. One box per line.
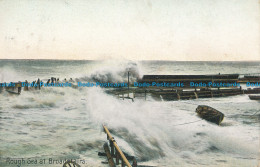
103, 125, 137, 167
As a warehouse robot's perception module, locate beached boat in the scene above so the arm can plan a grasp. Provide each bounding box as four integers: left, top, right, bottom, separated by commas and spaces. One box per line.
196, 105, 224, 125
248, 95, 260, 100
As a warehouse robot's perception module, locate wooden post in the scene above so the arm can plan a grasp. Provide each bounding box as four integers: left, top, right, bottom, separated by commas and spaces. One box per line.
110, 140, 114, 157
177, 93, 180, 100
116, 150, 120, 165
24, 80, 29, 91
103, 143, 116, 167
194, 92, 198, 99
121, 158, 125, 167
18, 86, 21, 94
37, 78, 40, 90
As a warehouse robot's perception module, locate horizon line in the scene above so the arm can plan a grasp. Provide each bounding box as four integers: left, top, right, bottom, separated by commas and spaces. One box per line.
0, 58, 259, 62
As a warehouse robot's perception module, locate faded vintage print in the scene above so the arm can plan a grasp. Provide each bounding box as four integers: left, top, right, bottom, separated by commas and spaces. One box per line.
0, 1, 259, 167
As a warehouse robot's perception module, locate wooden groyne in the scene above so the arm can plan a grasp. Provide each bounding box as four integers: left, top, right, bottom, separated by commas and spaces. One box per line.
155, 87, 260, 101
106, 87, 260, 101
0, 77, 72, 95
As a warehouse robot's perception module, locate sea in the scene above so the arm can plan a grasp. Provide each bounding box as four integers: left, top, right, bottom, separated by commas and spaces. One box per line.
0, 60, 259, 167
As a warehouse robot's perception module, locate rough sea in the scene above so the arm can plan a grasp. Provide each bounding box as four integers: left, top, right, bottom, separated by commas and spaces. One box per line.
0, 60, 259, 167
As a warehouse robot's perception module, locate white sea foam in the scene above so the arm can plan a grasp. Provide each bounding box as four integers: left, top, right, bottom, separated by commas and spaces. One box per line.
0, 60, 259, 167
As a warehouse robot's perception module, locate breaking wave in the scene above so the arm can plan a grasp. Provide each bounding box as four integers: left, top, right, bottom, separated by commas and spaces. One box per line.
0, 60, 259, 167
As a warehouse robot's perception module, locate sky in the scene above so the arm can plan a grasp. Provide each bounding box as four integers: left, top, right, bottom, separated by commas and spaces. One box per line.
0, 0, 259, 61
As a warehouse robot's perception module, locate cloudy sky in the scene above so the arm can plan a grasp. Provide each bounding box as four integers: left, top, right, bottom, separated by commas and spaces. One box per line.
0, 0, 259, 60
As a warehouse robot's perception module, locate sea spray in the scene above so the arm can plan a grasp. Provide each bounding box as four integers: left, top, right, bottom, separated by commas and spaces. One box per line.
0, 60, 259, 167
